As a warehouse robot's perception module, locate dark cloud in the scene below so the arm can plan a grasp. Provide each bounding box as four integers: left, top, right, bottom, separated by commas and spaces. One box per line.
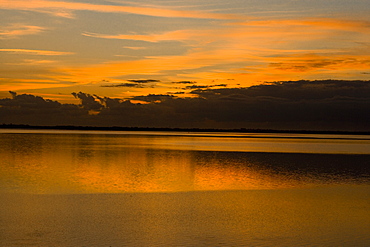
169, 92, 185, 95
127, 79, 160, 83
1, 80, 369, 131
9, 91, 17, 98
214, 84, 228, 87
184, 84, 227, 90
191, 80, 370, 100
172, 81, 196, 84
131, 94, 175, 103
269, 58, 365, 72
185, 80, 370, 130
101, 83, 145, 88
72, 92, 102, 111
185, 85, 209, 89
0, 91, 89, 126
101, 79, 160, 88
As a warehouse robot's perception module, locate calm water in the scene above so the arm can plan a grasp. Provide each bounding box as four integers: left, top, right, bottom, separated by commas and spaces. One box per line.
0, 130, 369, 246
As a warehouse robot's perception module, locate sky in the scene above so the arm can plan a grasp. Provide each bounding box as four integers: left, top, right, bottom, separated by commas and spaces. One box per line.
0, 0, 369, 130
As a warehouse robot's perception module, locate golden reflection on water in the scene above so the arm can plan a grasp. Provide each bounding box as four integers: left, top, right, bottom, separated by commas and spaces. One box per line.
0, 132, 369, 194
1, 131, 370, 247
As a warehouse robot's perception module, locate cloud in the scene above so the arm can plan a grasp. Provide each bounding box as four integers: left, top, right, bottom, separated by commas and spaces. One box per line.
0, 24, 45, 39
59, 15, 370, 85
231, 18, 370, 32
185, 84, 227, 89
7, 59, 57, 66
4, 14, 364, 88
173, 81, 197, 84
127, 79, 160, 83
122, 46, 147, 50
0, 49, 74, 56
0, 0, 238, 19
185, 85, 209, 89
0, 78, 72, 92
130, 94, 175, 103
267, 54, 370, 73
1, 1, 369, 89
71, 92, 102, 111
93, 95, 122, 109
0, 91, 89, 126
1, 80, 369, 131
190, 80, 370, 100
82, 30, 194, 42
101, 79, 159, 88
101, 83, 145, 88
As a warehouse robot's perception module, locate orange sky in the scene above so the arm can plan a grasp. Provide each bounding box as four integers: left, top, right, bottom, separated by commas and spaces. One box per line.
0, 0, 369, 103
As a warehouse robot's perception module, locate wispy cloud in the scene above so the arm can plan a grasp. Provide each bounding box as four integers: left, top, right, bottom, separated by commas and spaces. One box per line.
48, 15, 369, 89
267, 54, 370, 73
83, 17, 370, 54
5, 59, 57, 66
0, 49, 74, 56
2, 9, 369, 96
57, 49, 370, 89
122, 46, 147, 50
82, 30, 194, 42
0, 0, 239, 19
0, 80, 72, 91
231, 18, 370, 33
172, 81, 196, 84
0, 24, 45, 39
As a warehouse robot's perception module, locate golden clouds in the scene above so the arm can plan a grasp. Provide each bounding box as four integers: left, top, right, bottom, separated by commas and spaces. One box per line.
82, 30, 195, 42
0, 0, 238, 19
0, 80, 71, 91
233, 18, 370, 31
58, 16, 370, 89
0, 24, 45, 39
1, 0, 369, 98
0, 49, 74, 56
268, 54, 370, 73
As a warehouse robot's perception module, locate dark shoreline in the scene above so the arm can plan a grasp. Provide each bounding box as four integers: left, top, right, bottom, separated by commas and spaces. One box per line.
1, 124, 369, 135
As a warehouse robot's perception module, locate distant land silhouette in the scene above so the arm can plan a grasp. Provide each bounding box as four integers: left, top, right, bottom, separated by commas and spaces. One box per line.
1, 124, 369, 135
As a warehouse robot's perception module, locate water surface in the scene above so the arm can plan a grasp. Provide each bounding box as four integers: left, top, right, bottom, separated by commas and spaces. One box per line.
0, 130, 369, 246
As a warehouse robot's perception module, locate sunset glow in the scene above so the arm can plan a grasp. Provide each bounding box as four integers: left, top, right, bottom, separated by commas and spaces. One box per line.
0, 0, 369, 103
1, 2, 370, 245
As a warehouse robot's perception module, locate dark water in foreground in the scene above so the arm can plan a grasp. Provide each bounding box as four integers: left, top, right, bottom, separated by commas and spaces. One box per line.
0, 130, 369, 246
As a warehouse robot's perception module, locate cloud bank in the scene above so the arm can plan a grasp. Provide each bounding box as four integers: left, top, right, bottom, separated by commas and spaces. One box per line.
1, 80, 369, 131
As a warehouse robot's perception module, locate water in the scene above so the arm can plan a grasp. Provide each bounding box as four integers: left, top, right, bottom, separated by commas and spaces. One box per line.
0, 130, 369, 246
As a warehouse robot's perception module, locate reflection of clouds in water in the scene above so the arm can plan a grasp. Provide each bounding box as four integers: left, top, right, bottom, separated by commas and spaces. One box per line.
72, 148, 196, 193
192, 151, 370, 190
0, 133, 369, 194
248, 152, 370, 185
